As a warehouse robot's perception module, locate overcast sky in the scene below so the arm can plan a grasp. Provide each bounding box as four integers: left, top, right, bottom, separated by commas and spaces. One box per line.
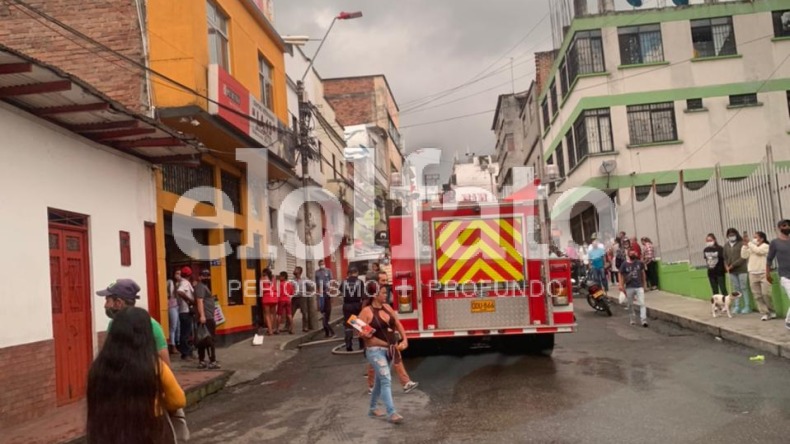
273, 0, 555, 172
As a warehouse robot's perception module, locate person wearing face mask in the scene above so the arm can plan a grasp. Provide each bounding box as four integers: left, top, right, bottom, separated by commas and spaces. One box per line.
742, 231, 776, 321
97, 279, 170, 366
767, 219, 790, 329
703, 233, 727, 296
723, 228, 751, 314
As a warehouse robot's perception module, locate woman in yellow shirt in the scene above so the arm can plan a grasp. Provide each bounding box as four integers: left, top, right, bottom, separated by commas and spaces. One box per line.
87, 307, 186, 444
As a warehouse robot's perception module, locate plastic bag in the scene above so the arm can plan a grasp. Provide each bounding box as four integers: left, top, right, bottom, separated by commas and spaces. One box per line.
196, 324, 211, 345
252, 333, 264, 346
618, 291, 627, 305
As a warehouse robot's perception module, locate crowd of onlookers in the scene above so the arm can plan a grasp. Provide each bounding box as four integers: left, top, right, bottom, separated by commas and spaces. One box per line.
557, 219, 790, 329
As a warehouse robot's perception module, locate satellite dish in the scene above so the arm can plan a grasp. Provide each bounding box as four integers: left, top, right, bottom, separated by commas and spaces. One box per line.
600, 160, 617, 175
672, 0, 689, 5
626, 0, 643, 7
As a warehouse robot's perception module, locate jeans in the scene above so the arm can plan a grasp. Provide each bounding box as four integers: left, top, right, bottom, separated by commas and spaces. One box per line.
591, 267, 608, 292
708, 274, 727, 296
178, 313, 193, 358
168, 306, 180, 346
343, 302, 363, 351
366, 346, 397, 416
625, 287, 647, 324
197, 319, 217, 363
749, 273, 774, 315
729, 272, 751, 313
781, 277, 790, 324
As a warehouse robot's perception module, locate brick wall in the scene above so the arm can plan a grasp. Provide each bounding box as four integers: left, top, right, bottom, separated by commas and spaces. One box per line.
535, 50, 557, 99
323, 77, 377, 127
0, 340, 56, 429
0, 0, 148, 113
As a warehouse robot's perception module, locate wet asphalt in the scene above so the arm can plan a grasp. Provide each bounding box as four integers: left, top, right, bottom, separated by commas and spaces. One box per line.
186, 305, 790, 444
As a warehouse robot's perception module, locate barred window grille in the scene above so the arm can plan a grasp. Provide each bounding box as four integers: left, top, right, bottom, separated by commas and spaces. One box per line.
691, 17, 737, 58
772, 10, 790, 38
573, 108, 613, 160
618, 24, 664, 65
549, 80, 558, 116
221, 171, 242, 214
562, 30, 605, 99
687, 98, 704, 110
627, 102, 677, 145
786, 91, 790, 118
541, 99, 550, 131
555, 143, 566, 179
559, 60, 569, 97
566, 132, 577, 171
162, 164, 214, 204
729, 93, 758, 107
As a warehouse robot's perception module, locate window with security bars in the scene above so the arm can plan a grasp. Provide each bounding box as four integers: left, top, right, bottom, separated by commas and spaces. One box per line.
541, 98, 550, 131
162, 164, 215, 204
787, 91, 790, 118
686, 98, 704, 111
773, 10, 790, 37
618, 24, 664, 65
691, 17, 737, 58
221, 171, 242, 214
549, 80, 558, 116
556, 30, 605, 100
555, 143, 566, 179
627, 102, 678, 145
207, 1, 230, 71
573, 108, 613, 160
566, 132, 577, 171
729, 93, 758, 107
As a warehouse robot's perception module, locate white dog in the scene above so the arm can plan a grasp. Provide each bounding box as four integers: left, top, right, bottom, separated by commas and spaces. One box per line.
711, 292, 742, 318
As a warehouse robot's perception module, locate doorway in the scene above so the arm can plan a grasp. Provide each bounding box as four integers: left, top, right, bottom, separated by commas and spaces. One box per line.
48, 209, 93, 406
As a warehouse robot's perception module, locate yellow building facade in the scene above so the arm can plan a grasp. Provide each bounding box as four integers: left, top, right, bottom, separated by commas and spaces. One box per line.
146, 0, 293, 340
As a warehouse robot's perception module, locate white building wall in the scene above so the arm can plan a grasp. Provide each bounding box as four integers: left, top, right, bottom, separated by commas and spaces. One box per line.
0, 103, 156, 349
543, 8, 790, 193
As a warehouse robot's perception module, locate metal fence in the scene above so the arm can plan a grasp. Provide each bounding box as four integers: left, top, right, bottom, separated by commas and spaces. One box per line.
620, 146, 788, 267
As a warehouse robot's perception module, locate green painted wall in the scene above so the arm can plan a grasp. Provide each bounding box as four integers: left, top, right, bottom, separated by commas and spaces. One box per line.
656, 261, 789, 316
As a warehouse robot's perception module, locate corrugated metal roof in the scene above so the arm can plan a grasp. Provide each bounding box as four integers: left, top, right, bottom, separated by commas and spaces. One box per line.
0, 45, 204, 163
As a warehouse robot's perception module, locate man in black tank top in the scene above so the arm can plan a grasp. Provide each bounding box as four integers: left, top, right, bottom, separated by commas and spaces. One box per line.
341, 267, 364, 351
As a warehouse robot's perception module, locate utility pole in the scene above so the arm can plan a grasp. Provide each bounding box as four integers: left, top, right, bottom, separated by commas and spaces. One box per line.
296, 80, 318, 331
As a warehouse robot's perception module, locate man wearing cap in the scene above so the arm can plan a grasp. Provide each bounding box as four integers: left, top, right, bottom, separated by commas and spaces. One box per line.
97, 278, 170, 365
176, 266, 196, 360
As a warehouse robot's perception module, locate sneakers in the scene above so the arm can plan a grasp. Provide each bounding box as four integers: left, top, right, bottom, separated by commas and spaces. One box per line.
642, 321, 648, 328
367, 387, 372, 395
630, 320, 636, 326
761, 315, 769, 321
208, 361, 221, 369
197, 361, 207, 369
769, 312, 777, 320
403, 381, 419, 393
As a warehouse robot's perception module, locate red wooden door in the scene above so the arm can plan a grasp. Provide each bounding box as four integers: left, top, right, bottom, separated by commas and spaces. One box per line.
144, 223, 160, 322
49, 225, 92, 405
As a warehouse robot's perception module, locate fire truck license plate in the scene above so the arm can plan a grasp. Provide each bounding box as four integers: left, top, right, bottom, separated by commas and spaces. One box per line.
471, 300, 496, 313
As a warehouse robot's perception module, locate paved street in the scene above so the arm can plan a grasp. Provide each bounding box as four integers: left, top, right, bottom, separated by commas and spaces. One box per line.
185, 307, 790, 444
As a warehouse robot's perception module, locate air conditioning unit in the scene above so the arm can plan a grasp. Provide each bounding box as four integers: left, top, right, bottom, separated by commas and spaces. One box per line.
544, 164, 559, 182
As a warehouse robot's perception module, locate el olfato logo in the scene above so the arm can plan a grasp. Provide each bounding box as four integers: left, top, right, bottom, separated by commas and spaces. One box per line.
170, 146, 617, 262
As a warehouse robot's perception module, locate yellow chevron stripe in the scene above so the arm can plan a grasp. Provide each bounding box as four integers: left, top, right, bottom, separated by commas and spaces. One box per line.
436, 225, 478, 269
477, 222, 521, 263
475, 240, 523, 278
435, 221, 462, 247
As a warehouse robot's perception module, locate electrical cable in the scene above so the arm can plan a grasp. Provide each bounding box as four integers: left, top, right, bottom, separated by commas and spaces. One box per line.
4, 0, 294, 139
400, 109, 497, 129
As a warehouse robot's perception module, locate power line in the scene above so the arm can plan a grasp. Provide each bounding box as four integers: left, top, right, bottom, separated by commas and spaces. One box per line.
401, 70, 535, 116
400, 109, 496, 129
4, 0, 294, 139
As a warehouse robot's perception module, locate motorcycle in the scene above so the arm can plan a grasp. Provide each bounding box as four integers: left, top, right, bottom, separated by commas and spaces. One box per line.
572, 265, 612, 316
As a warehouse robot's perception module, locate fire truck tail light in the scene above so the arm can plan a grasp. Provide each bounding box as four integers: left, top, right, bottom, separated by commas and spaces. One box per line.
550, 279, 570, 306
396, 285, 414, 313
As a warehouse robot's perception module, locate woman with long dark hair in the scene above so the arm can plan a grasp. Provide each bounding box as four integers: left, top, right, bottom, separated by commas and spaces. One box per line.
87, 307, 186, 444
704, 233, 727, 296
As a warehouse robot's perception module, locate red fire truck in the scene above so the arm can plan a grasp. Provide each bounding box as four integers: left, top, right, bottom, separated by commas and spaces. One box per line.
387, 184, 575, 355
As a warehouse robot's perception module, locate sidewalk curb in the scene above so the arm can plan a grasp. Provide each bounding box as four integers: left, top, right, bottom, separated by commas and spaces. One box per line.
279, 315, 345, 351
605, 294, 790, 359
